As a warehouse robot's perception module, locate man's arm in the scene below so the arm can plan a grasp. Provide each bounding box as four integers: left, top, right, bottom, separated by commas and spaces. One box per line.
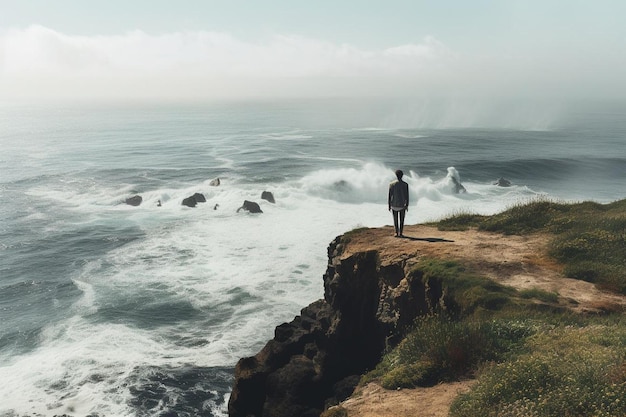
404, 182, 409, 209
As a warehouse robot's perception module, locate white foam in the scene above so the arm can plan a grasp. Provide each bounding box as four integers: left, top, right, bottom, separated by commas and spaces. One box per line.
2, 162, 540, 416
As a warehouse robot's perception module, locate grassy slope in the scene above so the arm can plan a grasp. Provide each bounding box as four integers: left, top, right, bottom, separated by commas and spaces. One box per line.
359, 198, 626, 417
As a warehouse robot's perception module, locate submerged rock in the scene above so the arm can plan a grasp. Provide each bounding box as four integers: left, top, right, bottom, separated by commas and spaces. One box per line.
495, 177, 512, 187
125, 195, 143, 206
210, 178, 221, 186
446, 167, 466, 194
451, 176, 467, 193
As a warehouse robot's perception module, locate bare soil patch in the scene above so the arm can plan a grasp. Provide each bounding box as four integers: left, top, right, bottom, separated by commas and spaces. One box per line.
338, 381, 473, 417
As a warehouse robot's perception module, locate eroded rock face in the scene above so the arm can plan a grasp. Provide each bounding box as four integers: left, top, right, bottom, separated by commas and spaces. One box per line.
228, 235, 445, 417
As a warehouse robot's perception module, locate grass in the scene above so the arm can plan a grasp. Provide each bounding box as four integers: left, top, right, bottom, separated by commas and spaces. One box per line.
355, 198, 626, 416
436, 198, 626, 295
361, 315, 538, 389
519, 288, 559, 303
361, 257, 565, 389
450, 318, 626, 417
406, 256, 571, 319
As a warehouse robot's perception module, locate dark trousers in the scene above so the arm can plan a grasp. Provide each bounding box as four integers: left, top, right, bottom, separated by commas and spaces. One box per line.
392, 209, 406, 236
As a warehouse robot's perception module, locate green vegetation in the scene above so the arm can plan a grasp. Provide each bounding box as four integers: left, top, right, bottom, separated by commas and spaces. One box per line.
450, 319, 626, 417
519, 288, 559, 303
361, 198, 626, 417
362, 315, 537, 389
436, 198, 626, 294
415, 257, 539, 314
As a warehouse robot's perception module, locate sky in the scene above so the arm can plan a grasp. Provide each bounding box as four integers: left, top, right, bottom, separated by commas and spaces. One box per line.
1, 0, 626, 101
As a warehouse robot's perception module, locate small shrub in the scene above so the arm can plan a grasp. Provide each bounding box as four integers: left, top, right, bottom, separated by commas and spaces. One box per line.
380, 361, 432, 389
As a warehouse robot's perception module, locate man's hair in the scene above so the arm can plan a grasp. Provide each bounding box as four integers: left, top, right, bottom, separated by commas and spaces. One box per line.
395, 169, 403, 179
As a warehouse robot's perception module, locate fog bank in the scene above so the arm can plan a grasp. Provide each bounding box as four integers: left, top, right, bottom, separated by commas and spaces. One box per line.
2, 25, 625, 101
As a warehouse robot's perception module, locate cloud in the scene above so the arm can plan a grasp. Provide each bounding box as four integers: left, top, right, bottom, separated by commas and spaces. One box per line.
0, 25, 457, 100
2, 25, 625, 101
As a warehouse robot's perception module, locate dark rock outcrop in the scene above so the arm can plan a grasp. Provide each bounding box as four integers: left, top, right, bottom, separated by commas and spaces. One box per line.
125, 195, 142, 206
451, 176, 467, 194
182, 193, 206, 208
182, 196, 197, 207
494, 177, 512, 187
237, 200, 263, 213
228, 235, 446, 417
261, 191, 275, 204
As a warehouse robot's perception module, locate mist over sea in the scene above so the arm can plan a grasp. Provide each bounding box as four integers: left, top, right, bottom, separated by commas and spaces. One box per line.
1, 98, 624, 417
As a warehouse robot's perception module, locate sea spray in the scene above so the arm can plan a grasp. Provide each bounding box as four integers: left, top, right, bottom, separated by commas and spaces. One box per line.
1, 101, 623, 416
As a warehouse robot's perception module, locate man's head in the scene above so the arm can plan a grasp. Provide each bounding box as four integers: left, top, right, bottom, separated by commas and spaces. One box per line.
395, 169, 403, 180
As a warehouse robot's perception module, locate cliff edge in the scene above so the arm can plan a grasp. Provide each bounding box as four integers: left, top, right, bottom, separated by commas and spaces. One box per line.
228, 224, 626, 417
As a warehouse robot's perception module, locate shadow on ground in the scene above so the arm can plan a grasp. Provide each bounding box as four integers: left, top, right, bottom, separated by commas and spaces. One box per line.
401, 236, 455, 243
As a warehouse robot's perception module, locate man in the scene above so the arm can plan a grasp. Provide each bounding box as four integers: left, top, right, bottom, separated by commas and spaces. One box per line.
388, 169, 409, 237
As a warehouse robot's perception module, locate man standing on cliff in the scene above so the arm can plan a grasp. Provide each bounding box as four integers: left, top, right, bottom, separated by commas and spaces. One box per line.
388, 169, 409, 237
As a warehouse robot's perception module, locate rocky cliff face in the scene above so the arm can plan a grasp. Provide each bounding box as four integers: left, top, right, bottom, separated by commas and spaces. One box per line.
228, 233, 445, 417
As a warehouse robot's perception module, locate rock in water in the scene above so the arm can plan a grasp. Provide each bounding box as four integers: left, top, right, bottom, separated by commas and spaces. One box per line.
261, 191, 275, 203
192, 192, 206, 203
451, 176, 467, 194
494, 177, 512, 187
125, 195, 142, 206
182, 196, 197, 207
237, 200, 262, 213
209, 178, 221, 186
182, 193, 207, 207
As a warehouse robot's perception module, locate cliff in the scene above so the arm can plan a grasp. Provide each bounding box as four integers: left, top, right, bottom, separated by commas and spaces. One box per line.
227, 224, 626, 417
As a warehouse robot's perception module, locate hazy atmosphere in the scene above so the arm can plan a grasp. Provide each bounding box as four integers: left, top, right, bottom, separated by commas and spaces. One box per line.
2, 2, 626, 416
2, 0, 626, 102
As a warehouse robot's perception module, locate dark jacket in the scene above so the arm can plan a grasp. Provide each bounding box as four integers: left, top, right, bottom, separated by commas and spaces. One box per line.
388, 179, 409, 209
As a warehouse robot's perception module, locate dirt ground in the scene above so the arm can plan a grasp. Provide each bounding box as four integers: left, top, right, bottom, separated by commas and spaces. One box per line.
339, 381, 474, 417
333, 224, 626, 417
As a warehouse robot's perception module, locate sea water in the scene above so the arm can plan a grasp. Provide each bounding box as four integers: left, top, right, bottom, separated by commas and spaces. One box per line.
0, 99, 625, 417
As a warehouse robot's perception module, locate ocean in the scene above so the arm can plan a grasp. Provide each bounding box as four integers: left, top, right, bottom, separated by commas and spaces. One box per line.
1, 98, 624, 417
